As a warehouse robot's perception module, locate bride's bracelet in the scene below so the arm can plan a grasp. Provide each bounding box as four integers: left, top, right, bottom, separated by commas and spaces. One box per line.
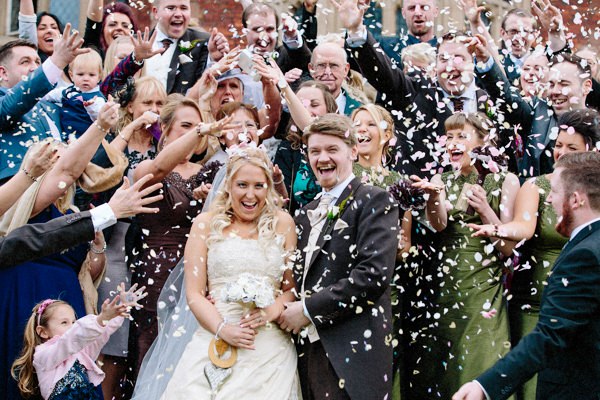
215, 318, 227, 339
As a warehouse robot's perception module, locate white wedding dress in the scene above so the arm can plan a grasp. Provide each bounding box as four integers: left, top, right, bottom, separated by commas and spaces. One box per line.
159, 235, 301, 399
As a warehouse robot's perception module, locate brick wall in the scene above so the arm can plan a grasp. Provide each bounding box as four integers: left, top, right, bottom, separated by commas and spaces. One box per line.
555, 0, 600, 51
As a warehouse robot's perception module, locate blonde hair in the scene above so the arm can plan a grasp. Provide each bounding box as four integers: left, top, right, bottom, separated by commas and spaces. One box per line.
103, 35, 136, 78
157, 94, 203, 152
117, 76, 167, 131
11, 300, 72, 398
69, 50, 104, 81
208, 147, 280, 246
351, 103, 395, 165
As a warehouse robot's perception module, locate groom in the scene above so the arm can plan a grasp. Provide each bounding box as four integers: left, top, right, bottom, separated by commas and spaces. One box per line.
453, 151, 600, 400
279, 114, 399, 399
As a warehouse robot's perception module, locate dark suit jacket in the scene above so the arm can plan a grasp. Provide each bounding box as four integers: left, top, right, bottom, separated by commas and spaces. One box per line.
0, 211, 95, 269
294, 177, 399, 400
0, 68, 62, 181
478, 220, 600, 400
274, 41, 312, 74
165, 29, 211, 94
347, 31, 490, 177
477, 61, 556, 179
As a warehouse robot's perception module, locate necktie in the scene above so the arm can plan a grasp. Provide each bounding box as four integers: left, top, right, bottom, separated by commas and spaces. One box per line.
450, 97, 465, 113
161, 38, 173, 52
307, 194, 334, 227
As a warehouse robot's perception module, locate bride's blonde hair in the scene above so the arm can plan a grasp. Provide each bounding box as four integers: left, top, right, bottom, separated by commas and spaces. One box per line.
208, 147, 280, 244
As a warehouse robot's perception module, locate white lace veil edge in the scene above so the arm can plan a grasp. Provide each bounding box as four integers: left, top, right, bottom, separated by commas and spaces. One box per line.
131, 257, 198, 399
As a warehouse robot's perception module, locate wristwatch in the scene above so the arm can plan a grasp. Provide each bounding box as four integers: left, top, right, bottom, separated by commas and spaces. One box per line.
131, 52, 144, 66
277, 78, 288, 91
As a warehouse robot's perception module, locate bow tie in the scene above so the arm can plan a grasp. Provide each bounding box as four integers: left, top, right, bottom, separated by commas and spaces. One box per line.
307, 194, 334, 227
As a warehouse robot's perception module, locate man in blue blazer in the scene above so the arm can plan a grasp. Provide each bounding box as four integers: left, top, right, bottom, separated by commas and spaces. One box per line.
453, 151, 600, 400
0, 24, 87, 182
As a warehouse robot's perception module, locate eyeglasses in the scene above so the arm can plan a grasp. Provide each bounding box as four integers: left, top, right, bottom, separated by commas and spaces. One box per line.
313, 63, 343, 73
506, 29, 535, 37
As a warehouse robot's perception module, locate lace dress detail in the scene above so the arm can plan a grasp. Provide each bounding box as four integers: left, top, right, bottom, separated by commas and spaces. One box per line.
48, 360, 99, 400
160, 235, 300, 400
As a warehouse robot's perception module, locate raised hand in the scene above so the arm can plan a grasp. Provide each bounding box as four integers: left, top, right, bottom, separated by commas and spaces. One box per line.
96, 101, 120, 132
253, 56, 284, 84
410, 175, 445, 198
118, 282, 147, 309
329, 0, 367, 32
196, 114, 235, 137
532, 0, 563, 33
465, 34, 491, 64
281, 13, 300, 40
456, 0, 485, 27
131, 27, 164, 61
212, 46, 241, 75
97, 295, 129, 325
284, 68, 303, 84
197, 70, 218, 105
192, 182, 212, 201
50, 23, 90, 69
107, 174, 164, 218
208, 27, 230, 62
23, 141, 59, 179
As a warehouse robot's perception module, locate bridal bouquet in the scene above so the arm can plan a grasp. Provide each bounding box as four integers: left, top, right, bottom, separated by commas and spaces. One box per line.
220, 273, 275, 308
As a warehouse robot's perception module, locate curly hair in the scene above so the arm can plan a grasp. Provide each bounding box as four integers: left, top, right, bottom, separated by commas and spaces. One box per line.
207, 147, 280, 247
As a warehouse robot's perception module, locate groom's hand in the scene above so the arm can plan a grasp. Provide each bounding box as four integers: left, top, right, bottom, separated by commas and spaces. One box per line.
279, 301, 310, 334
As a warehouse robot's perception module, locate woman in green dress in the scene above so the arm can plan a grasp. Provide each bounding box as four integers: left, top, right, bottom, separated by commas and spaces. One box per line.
411, 112, 520, 398
468, 108, 600, 400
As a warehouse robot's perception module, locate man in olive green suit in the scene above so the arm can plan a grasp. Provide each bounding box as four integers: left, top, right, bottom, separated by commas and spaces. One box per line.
453, 151, 600, 400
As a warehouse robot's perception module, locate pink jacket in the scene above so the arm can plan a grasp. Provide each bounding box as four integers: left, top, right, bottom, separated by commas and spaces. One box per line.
33, 314, 123, 400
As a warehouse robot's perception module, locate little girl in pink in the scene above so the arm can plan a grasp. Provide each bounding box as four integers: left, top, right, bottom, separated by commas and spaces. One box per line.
12, 283, 146, 400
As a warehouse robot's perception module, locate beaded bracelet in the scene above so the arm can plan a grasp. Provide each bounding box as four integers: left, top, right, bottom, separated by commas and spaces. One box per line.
94, 122, 110, 134
89, 241, 107, 254
21, 168, 37, 182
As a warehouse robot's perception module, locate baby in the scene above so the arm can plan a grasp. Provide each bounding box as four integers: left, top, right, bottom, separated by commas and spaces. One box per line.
45, 50, 107, 139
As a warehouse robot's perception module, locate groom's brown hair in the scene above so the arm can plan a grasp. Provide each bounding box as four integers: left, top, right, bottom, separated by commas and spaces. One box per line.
302, 113, 357, 147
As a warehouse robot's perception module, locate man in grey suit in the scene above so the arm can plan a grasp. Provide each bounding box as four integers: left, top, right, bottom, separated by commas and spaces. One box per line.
279, 114, 399, 399
453, 151, 600, 400
0, 173, 163, 268
0, 24, 88, 182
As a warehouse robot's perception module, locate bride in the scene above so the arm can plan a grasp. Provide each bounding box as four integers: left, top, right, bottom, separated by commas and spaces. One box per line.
133, 147, 300, 399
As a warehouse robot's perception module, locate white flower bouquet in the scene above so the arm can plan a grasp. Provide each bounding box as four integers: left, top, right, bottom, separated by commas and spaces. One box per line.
220, 273, 275, 308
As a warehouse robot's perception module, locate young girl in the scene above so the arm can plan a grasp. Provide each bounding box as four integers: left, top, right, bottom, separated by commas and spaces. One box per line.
12, 283, 146, 400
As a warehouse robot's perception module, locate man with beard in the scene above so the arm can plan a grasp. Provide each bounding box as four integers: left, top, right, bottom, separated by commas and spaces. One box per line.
145, 0, 229, 94
453, 151, 600, 400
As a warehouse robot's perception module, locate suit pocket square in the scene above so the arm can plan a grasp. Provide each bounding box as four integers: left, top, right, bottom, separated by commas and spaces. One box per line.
178, 54, 194, 64
333, 218, 349, 231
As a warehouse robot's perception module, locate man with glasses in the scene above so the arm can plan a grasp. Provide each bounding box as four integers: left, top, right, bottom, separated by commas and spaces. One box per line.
309, 41, 362, 116
499, 8, 539, 85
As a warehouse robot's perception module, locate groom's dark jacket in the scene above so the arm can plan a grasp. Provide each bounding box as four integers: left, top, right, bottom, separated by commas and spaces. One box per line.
477, 220, 600, 400
294, 177, 399, 400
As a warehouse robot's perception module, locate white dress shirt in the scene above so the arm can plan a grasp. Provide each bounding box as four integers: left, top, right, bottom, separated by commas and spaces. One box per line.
145, 27, 178, 89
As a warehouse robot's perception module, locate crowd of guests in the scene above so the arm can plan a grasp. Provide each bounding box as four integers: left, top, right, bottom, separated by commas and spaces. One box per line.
0, 0, 599, 399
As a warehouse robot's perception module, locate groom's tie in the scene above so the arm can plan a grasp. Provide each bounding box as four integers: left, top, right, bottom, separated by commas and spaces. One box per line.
302, 193, 334, 343
307, 193, 333, 227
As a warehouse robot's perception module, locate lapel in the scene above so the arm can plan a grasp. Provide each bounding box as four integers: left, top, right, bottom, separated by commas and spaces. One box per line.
307, 177, 362, 270
552, 220, 600, 269
167, 31, 189, 94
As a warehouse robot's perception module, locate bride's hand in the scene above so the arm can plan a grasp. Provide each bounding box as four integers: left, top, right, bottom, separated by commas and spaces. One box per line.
240, 303, 283, 329
219, 324, 256, 350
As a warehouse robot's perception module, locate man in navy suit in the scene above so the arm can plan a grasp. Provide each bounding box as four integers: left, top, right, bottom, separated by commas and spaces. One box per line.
0, 24, 88, 182
453, 151, 600, 400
